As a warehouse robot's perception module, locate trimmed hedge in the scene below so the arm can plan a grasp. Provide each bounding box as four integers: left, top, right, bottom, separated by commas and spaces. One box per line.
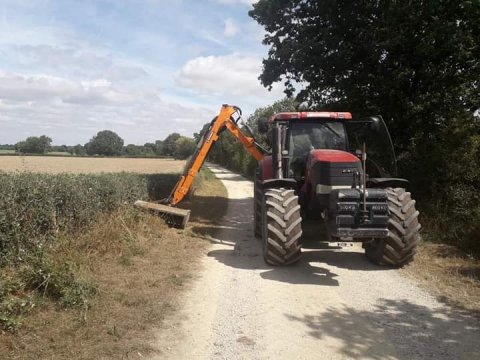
0, 172, 179, 264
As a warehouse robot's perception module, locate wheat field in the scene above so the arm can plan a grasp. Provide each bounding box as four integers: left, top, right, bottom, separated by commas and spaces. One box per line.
0, 156, 185, 174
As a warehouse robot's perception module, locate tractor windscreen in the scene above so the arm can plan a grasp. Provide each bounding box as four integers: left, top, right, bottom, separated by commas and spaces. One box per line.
289, 121, 347, 160
345, 118, 397, 177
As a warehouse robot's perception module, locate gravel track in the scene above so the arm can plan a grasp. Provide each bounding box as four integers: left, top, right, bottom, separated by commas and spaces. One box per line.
153, 164, 479, 360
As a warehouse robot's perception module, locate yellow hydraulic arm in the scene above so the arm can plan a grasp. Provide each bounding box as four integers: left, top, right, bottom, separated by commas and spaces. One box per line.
167, 104, 265, 206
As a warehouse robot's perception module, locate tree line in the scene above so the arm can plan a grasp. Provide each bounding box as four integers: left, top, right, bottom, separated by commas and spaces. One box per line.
1, 131, 196, 160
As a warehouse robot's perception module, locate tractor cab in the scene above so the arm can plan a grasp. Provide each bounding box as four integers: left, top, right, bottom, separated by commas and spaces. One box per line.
263, 111, 398, 186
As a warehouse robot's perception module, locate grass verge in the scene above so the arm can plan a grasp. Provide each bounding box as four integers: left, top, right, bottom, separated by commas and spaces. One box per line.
0, 168, 228, 359
402, 242, 480, 315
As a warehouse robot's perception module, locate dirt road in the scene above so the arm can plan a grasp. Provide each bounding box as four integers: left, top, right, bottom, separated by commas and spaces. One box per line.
153, 165, 479, 360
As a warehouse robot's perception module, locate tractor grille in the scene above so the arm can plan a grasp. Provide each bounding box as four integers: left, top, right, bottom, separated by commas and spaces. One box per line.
327, 188, 389, 238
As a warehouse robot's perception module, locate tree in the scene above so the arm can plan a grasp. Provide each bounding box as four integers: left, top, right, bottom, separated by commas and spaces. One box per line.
143, 142, 157, 156
250, 1, 480, 150
72, 144, 86, 156
162, 133, 181, 156
154, 140, 164, 156
173, 136, 196, 160
85, 130, 124, 156
246, 98, 298, 148
15, 135, 52, 154
124, 144, 142, 156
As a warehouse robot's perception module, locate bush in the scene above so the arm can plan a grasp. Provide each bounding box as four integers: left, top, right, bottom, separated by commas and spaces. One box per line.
423, 133, 480, 254
0, 171, 182, 331
0, 172, 150, 264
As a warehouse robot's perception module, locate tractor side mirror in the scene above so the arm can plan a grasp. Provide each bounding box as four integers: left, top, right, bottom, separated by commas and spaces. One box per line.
362, 116, 383, 132
258, 120, 269, 134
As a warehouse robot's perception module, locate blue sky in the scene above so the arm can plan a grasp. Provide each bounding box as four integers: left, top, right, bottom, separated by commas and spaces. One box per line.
0, 0, 284, 145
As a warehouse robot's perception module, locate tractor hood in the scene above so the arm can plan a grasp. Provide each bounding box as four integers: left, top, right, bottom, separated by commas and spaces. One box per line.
306, 149, 360, 169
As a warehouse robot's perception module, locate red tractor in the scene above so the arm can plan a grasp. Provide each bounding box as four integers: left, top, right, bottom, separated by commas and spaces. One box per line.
254, 111, 421, 267
142, 105, 420, 268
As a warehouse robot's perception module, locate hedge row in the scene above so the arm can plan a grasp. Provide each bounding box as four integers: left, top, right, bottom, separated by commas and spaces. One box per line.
0, 172, 178, 264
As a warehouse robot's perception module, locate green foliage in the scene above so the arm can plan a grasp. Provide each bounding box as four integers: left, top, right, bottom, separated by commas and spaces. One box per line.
85, 130, 124, 156
174, 136, 196, 160
162, 133, 181, 156
0, 171, 179, 331
0, 275, 34, 332
153, 140, 164, 155
250, 0, 480, 157
426, 128, 480, 253
124, 144, 156, 157
246, 98, 298, 149
0, 172, 149, 264
207, 98, 297, 178
15, 135, 52, 154
73, 144, 86, 156
0, 144, 15, 151
20, 255, 96, 308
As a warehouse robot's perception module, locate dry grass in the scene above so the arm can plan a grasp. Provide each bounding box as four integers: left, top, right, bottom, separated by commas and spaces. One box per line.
0, 156, 184, 174
402, 243, 480, 315
0, 169, 228, 359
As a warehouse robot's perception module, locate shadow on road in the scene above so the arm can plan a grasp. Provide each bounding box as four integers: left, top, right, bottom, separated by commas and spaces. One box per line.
188, 195, 385, 286
285, 298, 480, 360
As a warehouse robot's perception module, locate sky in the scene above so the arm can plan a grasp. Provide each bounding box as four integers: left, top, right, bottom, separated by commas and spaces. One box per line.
0, 0, 285, 145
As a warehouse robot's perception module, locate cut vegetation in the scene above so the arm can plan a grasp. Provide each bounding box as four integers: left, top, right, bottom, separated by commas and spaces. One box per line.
0, 161, 227, 359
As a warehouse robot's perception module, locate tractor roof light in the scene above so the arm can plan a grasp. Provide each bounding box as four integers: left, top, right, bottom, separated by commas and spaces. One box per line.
269, 112, 352, 122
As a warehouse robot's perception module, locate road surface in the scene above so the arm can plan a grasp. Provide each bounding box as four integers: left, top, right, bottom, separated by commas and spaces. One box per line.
153, 164, 479, 360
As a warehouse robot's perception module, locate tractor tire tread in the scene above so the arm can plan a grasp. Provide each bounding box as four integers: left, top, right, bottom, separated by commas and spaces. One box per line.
262, 188, 302, 266
365, 187, 421, 267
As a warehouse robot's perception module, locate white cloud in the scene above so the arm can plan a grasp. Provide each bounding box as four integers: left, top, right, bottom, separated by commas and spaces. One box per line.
0, 70, 215, 144
0, 0, 275, 145
13, 44, 148, 82
176, 54, 283, 99
224, 18, 239, 37
0, 72, 133, 105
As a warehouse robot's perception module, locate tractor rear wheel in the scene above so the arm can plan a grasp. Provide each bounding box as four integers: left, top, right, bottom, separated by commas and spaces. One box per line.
365, 187, 421, 267
253, 175, 263, 238
262, 188, 303, 265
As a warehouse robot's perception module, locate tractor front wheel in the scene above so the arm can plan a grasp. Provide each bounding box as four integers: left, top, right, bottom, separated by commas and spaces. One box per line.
262, 188, 303, 265
365, 187, 421, 267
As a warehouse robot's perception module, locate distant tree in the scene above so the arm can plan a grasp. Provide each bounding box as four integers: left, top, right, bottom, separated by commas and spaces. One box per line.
162, 133, 181, 156
173, 137, 196, 160
85, 130, 124, 156
154, 140, 164, 156
15, 135, 52, 154
72, 144, 86, 156
124, 144, 143, 156
143, 142, 157, 156
50, 145, 69, 153
0, 144, 15, 150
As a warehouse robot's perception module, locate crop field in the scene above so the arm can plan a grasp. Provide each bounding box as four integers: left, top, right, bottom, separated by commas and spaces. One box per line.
0, 155, 185, 174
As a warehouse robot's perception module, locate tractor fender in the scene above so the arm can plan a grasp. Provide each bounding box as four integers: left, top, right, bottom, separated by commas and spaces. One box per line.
261, 178, 297, 191
259, 155, 273, 180
367, 177, 409, 188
